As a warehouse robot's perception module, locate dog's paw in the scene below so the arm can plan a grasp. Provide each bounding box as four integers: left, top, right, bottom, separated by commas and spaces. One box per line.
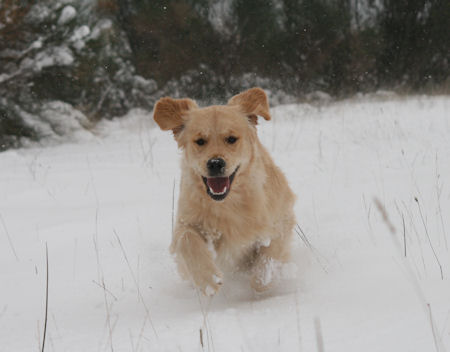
199, 273, 223, 296
250, 275, 273, 293
191, 266, 223, 296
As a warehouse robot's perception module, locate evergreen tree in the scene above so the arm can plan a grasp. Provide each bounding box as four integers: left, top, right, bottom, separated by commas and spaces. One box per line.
377, 0, 450, 89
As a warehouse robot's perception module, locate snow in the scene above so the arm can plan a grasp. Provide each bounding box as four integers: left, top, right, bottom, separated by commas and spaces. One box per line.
70, 25, 91, 51
305, 90, 332, 103
260, 238, 271, 247
38, 101, 92, 138
26, 3, 52, 23
254, 257, 282, 288
208, 0, 234, 37
71, 25, 91, 41
213, 275, 223, 285
89, 19, 113, 41
0, 74, 8, 83
14, 101, 93, 148
205, 285, 216, 297
24, 46, 74, 71
30, 39, 43, 50
58, 5, 77, 25
1, 96, 450, 351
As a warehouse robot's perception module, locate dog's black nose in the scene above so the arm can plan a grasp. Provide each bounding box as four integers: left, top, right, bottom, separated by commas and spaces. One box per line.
207, 158, 226, 176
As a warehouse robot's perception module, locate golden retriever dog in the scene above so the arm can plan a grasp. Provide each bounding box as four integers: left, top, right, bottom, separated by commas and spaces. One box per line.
153, 87, 296, 295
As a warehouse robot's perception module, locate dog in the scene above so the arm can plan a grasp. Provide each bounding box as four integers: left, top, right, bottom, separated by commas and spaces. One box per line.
153, 87, 296, 295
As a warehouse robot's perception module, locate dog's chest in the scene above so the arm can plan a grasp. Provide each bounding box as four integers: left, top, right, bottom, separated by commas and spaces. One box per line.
180, 185, 273, 270
199, 215, 271, 272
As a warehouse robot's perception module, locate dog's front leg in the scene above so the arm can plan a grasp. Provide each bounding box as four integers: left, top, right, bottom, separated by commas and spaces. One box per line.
172, 230, 223, 296
250, 234, 292, 293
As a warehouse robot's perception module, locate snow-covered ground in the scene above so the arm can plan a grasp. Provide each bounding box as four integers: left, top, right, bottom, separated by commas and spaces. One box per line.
1, 96, 450, 352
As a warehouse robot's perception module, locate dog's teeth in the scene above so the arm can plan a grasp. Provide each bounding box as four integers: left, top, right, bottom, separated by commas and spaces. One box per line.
209, 186, 227, 195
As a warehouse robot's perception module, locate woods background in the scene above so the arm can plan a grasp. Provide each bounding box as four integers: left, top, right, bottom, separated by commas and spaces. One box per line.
0, 0, 449, 149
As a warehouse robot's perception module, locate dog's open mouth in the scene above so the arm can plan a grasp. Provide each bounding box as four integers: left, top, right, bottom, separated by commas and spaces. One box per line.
202, 166, 239, 201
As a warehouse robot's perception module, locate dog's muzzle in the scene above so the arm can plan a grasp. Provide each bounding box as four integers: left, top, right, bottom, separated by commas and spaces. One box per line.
202, 166, 239, 201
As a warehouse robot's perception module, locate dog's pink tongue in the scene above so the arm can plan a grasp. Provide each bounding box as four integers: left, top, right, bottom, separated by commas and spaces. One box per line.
207, 177, 230, 194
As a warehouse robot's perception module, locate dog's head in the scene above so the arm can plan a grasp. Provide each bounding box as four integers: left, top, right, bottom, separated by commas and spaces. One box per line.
153, 87, 271, 201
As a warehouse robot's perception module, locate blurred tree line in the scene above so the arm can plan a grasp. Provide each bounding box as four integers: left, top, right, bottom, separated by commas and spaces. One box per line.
112, 0, 448, 98
0, 0, 448, 149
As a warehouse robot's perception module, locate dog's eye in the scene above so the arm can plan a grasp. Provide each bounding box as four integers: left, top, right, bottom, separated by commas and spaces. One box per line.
195, 138, 206, 146
226, 136, 238, 144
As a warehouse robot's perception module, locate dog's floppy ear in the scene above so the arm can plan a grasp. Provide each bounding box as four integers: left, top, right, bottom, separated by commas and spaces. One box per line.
228, 87, 271, 125
153, 97, 198, 135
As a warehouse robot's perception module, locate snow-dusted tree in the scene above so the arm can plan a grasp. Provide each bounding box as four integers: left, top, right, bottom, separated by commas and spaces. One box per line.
0, 0, 157, 150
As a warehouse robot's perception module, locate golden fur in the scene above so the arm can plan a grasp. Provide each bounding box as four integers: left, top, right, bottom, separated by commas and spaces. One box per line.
153, 88, 296, 295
